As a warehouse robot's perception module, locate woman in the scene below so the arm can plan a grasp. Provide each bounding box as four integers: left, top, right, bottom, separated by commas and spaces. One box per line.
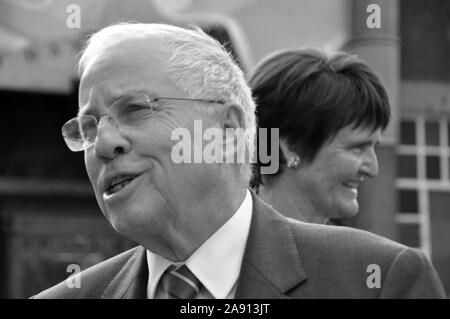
249, 49, 390, 224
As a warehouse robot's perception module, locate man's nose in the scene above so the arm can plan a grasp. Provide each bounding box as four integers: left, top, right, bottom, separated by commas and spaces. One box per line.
361, 148, 379, 178
93, 116, 131, 160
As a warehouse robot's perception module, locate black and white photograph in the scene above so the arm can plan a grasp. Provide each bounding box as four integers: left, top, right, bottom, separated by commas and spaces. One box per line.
0, 0, 448, 306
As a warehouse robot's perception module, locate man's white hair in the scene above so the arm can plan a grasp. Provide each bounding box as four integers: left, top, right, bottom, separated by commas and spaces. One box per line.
78, 22, 256, 183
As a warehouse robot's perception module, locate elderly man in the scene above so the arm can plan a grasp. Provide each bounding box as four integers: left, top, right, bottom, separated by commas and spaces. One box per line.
33, 23, 445, 299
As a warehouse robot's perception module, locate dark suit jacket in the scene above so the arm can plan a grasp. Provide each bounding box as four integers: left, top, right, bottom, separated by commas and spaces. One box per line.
32, 191, 446, 298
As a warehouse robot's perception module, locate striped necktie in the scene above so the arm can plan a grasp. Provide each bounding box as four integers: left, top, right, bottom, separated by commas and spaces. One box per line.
160, 264, 201, 299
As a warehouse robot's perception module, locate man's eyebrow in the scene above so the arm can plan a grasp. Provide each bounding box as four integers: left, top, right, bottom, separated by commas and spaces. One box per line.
106, 92, 135, 106
77, 89, 156, 116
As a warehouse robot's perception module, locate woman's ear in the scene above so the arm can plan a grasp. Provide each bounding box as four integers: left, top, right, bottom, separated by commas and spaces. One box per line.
280, 138, 300, 169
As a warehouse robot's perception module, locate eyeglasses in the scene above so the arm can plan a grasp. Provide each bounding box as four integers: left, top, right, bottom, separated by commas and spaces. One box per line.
61, 93, 225, 152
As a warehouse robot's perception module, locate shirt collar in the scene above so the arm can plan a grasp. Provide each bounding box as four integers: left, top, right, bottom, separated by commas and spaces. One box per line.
147, 189, 253, 298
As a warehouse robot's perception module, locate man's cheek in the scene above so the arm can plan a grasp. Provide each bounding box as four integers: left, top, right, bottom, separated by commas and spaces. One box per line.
85, 166, 97, 186
84, 161, 101, 195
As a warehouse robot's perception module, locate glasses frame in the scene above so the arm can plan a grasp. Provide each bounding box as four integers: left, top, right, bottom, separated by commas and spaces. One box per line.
61, 94, 226, 152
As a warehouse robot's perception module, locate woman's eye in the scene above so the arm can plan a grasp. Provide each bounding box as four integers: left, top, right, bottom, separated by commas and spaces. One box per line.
351, 145, 365, 154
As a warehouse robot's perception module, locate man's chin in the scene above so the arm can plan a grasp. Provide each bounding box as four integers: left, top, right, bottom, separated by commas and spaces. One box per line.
107, 213, 139, 240
336, 202, 359, 219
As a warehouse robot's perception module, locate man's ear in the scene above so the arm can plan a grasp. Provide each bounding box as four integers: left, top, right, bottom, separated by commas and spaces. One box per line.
222, 103, 245, 130
221, 103, 247, 163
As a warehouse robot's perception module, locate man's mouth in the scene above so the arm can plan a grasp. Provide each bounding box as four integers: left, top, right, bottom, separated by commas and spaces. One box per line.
342, 180, 360, 190
106, 174, 139, 195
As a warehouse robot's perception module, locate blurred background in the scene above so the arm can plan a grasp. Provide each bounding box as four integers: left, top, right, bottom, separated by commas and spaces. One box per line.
0, 0, 449, 298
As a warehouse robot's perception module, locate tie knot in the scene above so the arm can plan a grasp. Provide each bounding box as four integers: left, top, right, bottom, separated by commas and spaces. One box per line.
160, 264, 201, 299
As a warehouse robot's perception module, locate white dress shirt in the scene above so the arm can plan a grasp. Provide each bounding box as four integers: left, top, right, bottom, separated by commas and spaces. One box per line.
146, 189, 253, 299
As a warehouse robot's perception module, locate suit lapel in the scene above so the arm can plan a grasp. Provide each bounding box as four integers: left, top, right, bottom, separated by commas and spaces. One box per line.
235, 190, 308, 298
101, 246, 148, 299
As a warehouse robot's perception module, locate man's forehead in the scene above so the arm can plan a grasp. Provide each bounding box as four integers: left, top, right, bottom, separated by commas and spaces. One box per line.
87, 34, 167, 59
78, 39, 171, 110
81, 37, 168, 76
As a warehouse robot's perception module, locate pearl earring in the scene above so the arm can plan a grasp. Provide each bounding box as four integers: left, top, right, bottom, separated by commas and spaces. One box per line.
287, 156, 300, 169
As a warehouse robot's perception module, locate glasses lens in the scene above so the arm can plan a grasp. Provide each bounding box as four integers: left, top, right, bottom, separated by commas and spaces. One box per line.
62, 116, 97, 152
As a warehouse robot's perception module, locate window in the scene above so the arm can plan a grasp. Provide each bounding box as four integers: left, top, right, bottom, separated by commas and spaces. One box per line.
396, 116, 450, 256
425, 121, 440, 146
426, 155, 440, 179
398, 154, 417, 178
400, 121, 416, 145
448, 123, 450, 146
398, 189, 419, 213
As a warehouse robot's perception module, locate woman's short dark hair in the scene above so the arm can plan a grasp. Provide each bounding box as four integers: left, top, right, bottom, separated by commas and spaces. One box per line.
249, 48, 390, 185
